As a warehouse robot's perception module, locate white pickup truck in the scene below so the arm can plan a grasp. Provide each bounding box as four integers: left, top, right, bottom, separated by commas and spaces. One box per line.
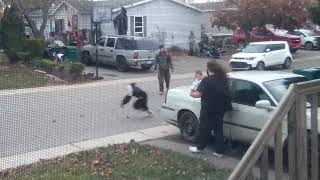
81, 35, 160, 72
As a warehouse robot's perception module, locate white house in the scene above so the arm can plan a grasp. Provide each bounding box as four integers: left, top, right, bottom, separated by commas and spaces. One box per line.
111, 0, 205, 49
28, 0, 231, 49
28, 0, 92, 41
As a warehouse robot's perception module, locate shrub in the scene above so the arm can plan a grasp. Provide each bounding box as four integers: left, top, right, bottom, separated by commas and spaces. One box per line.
1, 5, 25, 63
23, 39, 45, 60
38, 59, 56, 73
4, 49, 19, 63
168, 45, 182, 53
57, 64, 65, 73
69, 63, 84, 76
168, 45, 186, 56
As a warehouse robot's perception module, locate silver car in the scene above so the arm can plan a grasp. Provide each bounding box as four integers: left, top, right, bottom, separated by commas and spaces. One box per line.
160, 71, 318, 148
81, 35, 159, 72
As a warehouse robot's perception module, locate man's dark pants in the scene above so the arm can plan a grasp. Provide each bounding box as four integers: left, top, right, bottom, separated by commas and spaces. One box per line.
197, 112, 225, 154
158, 69, 170, 92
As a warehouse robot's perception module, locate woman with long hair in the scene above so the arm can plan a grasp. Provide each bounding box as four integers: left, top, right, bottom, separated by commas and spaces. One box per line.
189, 60, 231, 157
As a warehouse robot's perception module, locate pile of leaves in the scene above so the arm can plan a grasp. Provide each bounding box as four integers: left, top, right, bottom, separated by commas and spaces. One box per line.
0, 142, 230, 180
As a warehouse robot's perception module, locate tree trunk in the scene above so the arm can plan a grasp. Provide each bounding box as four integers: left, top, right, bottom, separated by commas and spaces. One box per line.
39, 8, 49, 40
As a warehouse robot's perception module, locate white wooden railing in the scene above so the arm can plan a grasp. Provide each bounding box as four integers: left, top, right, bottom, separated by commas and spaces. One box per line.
229, 79, 320, 180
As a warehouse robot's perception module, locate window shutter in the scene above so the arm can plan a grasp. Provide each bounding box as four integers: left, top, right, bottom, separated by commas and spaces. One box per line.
130, 16, 134, 36
143, 16, 147, 37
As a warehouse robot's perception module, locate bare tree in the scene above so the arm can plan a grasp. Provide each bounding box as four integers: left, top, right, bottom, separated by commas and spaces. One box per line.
4, 0, 59, 39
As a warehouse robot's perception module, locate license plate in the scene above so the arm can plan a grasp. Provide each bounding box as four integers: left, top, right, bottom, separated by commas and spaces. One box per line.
146, 61, 152, 64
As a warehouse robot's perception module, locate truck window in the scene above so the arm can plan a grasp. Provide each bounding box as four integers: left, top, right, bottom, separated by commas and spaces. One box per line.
106, 38, 115, 48
97, 38, 106, 47
115, 38, 159, 50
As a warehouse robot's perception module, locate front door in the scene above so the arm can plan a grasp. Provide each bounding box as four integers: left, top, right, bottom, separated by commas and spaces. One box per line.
272, 43, 286, 65
226, 79, 274, 143
95, 37, 107, 63
264, 44, 276, 67
105, 38, 116, 64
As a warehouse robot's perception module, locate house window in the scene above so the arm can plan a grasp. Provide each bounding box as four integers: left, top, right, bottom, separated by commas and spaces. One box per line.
134, 16, 143, 37
55, 19, 64, 33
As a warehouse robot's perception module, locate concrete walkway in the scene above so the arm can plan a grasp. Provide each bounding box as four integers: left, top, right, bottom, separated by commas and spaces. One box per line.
0, 125, 179, 171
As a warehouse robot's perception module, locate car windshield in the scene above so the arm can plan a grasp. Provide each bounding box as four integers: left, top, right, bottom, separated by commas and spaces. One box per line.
303, 30, 317, 37
242, 44, 267, 53
263, 77, 308, 103
116, 38, 159, 50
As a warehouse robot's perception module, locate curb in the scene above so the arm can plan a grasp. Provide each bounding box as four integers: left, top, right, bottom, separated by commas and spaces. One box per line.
0, 125, 179, 171
0, 73, 194, 96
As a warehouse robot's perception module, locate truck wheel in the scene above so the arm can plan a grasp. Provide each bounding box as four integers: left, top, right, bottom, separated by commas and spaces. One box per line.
283, 57, 292, 69
179, 111, 199, 143
305, 42, 314, 50
256, 61, 265, 71
141, 65, 152, 71
81, 52, 92, 65
116, 56, 129, 72
290, 48, 298, 54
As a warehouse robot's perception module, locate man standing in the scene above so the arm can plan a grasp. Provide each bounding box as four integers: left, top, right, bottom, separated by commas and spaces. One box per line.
154, 45, 173, 95
189, 61, 231, 157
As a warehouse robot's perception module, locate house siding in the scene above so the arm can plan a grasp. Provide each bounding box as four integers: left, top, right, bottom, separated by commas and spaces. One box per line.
78, 14, 91, 30
113, 0, 203, 49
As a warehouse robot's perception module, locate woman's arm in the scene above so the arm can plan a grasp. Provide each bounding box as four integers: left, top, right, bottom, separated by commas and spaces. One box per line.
190, 90, 202, 98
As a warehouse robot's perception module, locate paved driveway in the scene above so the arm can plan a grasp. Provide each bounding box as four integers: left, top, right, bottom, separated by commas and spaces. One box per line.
85, 50, 320, 80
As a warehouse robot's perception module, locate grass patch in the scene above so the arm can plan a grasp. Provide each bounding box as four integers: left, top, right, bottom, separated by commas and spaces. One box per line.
0, 69, 48, 90
1, 142, 230, 180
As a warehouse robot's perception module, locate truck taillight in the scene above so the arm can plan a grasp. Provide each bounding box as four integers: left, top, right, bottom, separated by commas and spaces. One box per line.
133, 52, 139, 59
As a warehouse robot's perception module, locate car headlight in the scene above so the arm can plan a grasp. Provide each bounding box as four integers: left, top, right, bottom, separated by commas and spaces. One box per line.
245, 57, 256, 60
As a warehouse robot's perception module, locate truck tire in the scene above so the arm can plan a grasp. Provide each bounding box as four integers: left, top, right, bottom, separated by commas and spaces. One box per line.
305, 42, 314, 50
116, 56, 129, 72
81, 51, 92, 65
141, 65, 152, 71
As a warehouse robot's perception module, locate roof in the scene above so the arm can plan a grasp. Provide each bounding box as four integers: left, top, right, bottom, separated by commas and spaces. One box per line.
50, 1, 79, 15
250, 41, 288, 45
191, 1, 224, 11
112, 0, 204, 13
228, 71, 303, 84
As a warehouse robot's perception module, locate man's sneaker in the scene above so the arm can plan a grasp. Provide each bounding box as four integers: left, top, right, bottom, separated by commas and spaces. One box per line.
213, 152, 223, 158
159, 92, 164, 95
189, 146, 202, 153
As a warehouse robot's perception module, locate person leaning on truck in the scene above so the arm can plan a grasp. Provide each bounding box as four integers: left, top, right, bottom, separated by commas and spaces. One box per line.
154, 45, 174, 95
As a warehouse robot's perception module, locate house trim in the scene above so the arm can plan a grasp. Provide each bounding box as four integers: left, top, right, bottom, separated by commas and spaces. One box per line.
134, 16, 144, 36
112, 0, 204, 13
50, 1, 79, 16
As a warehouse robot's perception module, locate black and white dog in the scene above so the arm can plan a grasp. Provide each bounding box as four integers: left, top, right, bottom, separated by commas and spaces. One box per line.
121, 83, 152, 117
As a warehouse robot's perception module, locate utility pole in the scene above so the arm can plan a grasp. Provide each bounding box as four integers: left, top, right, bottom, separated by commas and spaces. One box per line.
91, 0, 102, 80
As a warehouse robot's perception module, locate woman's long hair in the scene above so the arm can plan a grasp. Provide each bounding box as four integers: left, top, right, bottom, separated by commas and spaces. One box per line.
207, 60, 229, 88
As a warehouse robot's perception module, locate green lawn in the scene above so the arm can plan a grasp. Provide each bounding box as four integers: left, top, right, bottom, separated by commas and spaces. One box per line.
0, 70, 48, 90
1, 143, 230, 180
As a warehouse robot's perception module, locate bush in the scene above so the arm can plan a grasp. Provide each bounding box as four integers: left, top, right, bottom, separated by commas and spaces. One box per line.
23, 39, 45, 60
4, 49, 19, 63
168, 45, 182, 53
38, 59, 56, 73
1, 5, 25, 63
69, 63, 84, 76
57, 64, 65, 73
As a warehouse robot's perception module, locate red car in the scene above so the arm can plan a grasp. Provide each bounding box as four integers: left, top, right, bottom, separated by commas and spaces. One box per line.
232, 28, 302, 53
